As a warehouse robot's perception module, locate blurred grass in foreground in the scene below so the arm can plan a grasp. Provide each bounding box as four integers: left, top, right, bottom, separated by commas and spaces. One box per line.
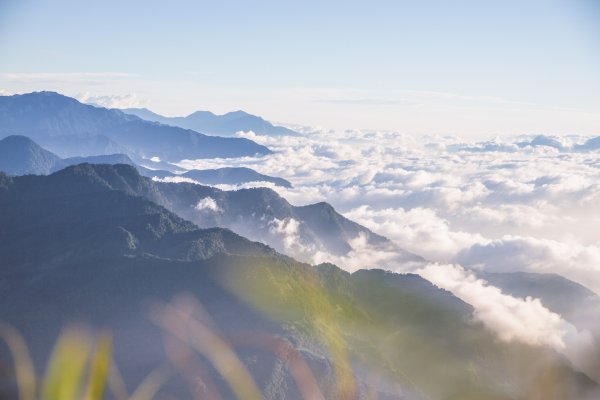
1, 259, 599, 399
0, 323, 170, 400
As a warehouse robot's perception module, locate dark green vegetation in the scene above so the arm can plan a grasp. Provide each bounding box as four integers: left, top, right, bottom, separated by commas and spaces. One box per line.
0, 163, 597, 399
0, 162, 398, 261
0, 164, 277, 266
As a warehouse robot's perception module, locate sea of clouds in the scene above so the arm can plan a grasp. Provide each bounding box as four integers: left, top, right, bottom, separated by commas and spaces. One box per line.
174, 130, 600, 286
168, 129, 600, 373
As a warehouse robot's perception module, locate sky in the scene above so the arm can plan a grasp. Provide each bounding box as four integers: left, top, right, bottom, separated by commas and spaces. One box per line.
1, 0, 599, 137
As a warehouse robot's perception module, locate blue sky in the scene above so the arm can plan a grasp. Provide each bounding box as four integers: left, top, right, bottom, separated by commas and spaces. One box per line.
1, 0, 599, 136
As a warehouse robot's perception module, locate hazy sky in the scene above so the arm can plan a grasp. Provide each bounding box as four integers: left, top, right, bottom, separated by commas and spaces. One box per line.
1, 0, 599, 136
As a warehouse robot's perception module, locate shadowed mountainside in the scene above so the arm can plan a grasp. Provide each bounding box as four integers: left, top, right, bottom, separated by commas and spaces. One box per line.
0, 166, 596, 399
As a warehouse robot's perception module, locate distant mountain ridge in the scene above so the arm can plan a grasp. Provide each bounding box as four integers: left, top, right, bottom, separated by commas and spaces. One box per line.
180, 167, 292, 188
0, 135, 65, 175
0, 91, 271, 160
451, 134, 600, 153
479, 271, 600, 337
123, 107, 301, 137
0, 134, 292, 187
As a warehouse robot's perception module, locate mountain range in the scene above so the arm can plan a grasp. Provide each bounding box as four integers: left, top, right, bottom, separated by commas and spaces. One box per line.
0, 134, 292, 187
123, 107, 301, 137
179, 167, 292, 188
156, 179, 406, 263
1, 90, 599, 399
0, 136, 381, 261
0, 164, 596, 399
2, 135, 599, 321
0, 92, 271, 161
6, 160, 405, 264
10, 143, 595, 320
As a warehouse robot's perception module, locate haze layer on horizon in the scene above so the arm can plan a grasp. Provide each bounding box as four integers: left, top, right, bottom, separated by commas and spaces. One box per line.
1, 0, 599, 138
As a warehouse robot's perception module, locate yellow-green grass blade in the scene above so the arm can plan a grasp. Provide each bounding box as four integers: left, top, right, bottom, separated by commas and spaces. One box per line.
42, 328, 91, 400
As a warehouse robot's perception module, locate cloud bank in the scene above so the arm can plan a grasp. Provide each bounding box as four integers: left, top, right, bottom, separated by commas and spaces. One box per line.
76, 92, 146, 109
174, 129, 600, 363
418, 263, 599, 381
175, 132, 600, 290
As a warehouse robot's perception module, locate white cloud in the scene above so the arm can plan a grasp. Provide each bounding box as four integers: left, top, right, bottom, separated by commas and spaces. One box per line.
138, 123, 600, 383
76, 92, 146, 109
173, 129, 600, 371
418, 264, 567, 348
194, 197, 222, 213
152, 176, 197, 184
310, 232, 422, 273
344, 206, 484, 262
417, 264, 600, 380
455, 236, 600, 295
174, 130, 600, 278
268, 218, 312, 256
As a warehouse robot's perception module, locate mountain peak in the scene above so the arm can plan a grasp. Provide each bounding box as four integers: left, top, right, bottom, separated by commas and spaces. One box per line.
182, 166, 293, 188
57, 161, 139, 177
0, 92, 272, 160
0, 134, 39, 146
0, 134, 64, 175
186, 110, 217, 118
0, 166, 277, 266
13, 90, 79, 103
223, 110, 251, 118
124, 107, 300, 137
52, 162, 148, 193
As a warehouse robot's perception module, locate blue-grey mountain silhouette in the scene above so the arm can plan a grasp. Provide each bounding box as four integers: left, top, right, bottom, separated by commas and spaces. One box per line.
123, 107, 301, 137
575, 136, 600, 152
181, 167, 292, 188
0, 135, 294, 189
0, 135, 66, 175
0, 91, 272, 161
